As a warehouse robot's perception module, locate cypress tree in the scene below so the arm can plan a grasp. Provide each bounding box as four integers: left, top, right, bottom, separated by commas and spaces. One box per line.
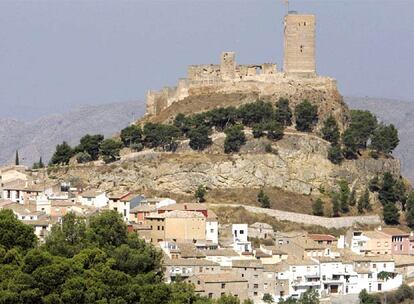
357, 195, 365, 214
362, 188, 372, 211
349, 189, 357, 207
39, 157, 44, 168
331, 193, 340, 217
15, 150, 19, 166
338, 180, 350, 213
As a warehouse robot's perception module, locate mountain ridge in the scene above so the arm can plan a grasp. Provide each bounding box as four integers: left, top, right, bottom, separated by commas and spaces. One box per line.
0, 100, 145, 167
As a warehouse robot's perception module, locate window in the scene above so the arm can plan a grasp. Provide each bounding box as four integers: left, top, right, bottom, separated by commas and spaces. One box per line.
208, 293, 213, 299
210, 229, 214, 233
254, 284, 258, 289
197, 281, 200, 285
373, 264, 376, 268
292, 267, 296, 272
254, 292, 258, 296
124, 209, 127, 216
240, 230, 244, 234
221, 283, 226, 289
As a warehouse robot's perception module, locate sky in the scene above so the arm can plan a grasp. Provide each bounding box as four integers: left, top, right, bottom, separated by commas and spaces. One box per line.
0, 0, 413, 120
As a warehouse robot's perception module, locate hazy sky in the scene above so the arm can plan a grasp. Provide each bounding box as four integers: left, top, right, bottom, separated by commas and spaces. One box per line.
0, 0, 413, 120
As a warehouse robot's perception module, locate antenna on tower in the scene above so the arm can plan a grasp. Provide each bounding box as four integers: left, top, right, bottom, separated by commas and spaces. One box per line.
284, 0, 290, 15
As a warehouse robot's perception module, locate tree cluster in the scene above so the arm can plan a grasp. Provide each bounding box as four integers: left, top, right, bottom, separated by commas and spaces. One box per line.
173, 98, 293, 153
0, 210, 256, 304
329, 180, 371, 217
369, 172, 406, 225
359, 284, 414, 304
326, 110, 399, 164
50, 134, 124, 165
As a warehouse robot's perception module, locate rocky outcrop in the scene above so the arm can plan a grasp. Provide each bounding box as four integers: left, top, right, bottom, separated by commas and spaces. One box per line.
53, 132, 400, 196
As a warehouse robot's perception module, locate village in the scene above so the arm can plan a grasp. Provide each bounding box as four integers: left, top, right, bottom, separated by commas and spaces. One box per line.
1, 165, 413, 303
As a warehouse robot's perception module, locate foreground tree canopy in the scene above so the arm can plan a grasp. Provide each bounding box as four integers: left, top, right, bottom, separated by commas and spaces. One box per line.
0, 210, 256, 304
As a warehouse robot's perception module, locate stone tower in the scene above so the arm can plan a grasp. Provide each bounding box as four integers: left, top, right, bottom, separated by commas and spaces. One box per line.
220, 52, 236, 80
283, 13, 316, 76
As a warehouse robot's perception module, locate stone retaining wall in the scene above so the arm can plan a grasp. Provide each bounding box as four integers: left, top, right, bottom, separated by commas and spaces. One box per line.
210, 204, 381, 229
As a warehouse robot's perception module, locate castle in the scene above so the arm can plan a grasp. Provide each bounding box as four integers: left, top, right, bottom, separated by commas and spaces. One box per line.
146, 13, 340, 118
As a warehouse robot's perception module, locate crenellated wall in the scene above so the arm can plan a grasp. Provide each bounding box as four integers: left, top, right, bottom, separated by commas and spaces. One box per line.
145, 51, 333, 117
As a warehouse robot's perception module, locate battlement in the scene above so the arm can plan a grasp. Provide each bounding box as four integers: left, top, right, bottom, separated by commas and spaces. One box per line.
187, 52, 278, 84
145, 13, 327, 116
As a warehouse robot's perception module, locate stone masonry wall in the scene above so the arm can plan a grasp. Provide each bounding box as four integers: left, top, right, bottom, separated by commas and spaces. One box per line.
211, 204, 381, 229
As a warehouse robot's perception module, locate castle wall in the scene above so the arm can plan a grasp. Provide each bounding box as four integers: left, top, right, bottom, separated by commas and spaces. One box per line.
283, 14, 316, 76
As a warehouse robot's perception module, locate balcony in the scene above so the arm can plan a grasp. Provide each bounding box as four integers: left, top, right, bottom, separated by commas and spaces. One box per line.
292, 279, 321, 287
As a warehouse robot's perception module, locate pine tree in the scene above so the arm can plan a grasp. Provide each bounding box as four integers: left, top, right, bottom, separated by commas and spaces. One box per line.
321, 115, 340, 145
406, 207, 414, 228
194, 185, 206, 203
258, 189, 271, 209
15, 150, 19, 166
274, 98, 292, 127
379, 172, 398, 205
312, 198, 324, 216
407, 191, 414, 211
383, 202, 400, 225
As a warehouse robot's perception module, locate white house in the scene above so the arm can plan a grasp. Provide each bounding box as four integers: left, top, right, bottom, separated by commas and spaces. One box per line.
108, 192, 133, 222
232, 224, 251, 253
352, 257, 403, 294
205, 210, 219, 245
317, 257, 359, 296
36, 194, 51, 214
286, 258, 321, 299
78, 190, 108, 208
345, 230, 370, 254
204, 249, 242, 267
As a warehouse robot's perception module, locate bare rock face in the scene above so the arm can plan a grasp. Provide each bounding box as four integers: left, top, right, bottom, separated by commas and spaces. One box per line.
55, 133, 400, 196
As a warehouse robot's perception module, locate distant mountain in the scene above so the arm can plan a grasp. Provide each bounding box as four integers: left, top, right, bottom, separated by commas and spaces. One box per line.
0, 100, 145, 167
345, 97, 414, 182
